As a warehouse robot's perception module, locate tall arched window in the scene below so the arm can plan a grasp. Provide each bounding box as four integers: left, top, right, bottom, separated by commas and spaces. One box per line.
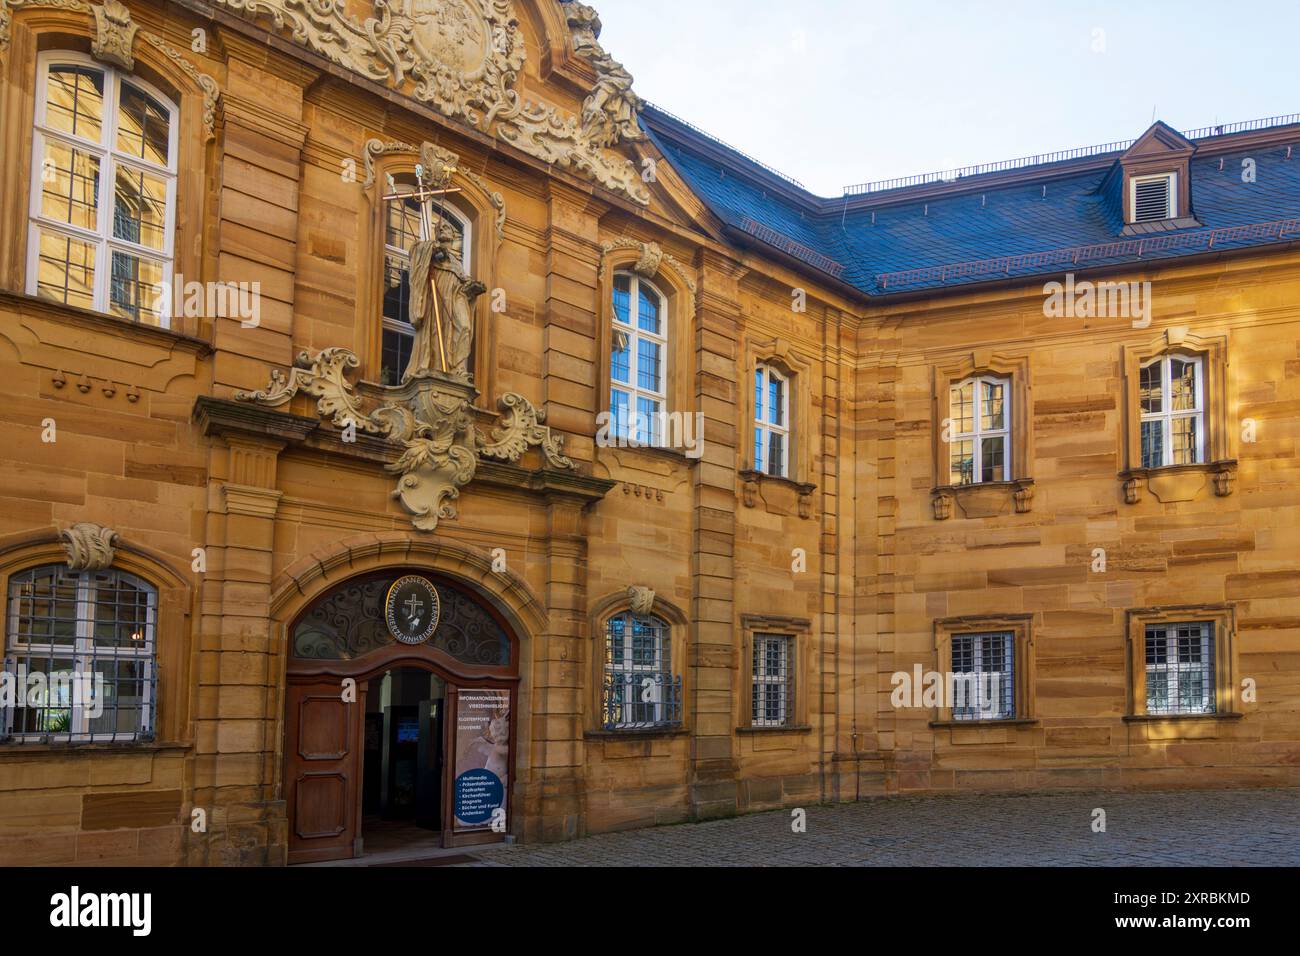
3, 564, 157, 742
754, 363, 790, 477
27, 52, 177, 326
380, 177, 470, 385
610, 272, 667, 446
602, 611, 680, 729
948, 374, 1011, 485
1139, 353, 1203, 468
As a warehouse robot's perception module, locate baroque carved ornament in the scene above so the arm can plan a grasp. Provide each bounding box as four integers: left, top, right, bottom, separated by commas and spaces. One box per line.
0, 0, 222, 139
61, 522, 119, 571
212, 0, 650, 204
363, 138, 506, 239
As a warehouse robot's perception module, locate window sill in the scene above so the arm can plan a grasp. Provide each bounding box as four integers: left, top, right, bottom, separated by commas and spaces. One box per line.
930, 478, 1034, 520
736, 723, 812, 735
1119, 216, 1201, 236
584, 726, 688, 740
595, 441, 700, 467
1123, 712, 1243, 723
1, 289, 212, 355
1119, 460, 1236, 503
739, 469, 817, 518
929, 718, 1038, 728
0, 739, 191, 758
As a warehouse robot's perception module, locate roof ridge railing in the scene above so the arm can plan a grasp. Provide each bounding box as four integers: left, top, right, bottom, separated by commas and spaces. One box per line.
874, 216, 1300, 290
844, 112, 1300, 197
642, 101, 807, 189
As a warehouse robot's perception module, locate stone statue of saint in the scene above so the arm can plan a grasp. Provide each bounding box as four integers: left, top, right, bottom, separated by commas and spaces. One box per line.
405, 218, 484, 382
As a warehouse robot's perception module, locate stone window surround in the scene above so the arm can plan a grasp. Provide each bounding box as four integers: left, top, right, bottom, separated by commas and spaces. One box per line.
738, 613, 811, 734
929, 350, 1034, 521
931, 613, 1036, 728
1124, 604, 1241, 723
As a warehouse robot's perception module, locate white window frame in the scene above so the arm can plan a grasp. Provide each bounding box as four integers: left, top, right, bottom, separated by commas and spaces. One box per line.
603, 611, 673, 729
609, 272, 668, 447
751, 632, 793, 727
1144, 622, 1214, 716
4, 565, 157, 742
754, 363, 791, 478
1129, 172, 1177, 223
26, 51, 179, 326
381, 188, 471, 384
948, 374, 1011, 485
1139, 353, 1204, 468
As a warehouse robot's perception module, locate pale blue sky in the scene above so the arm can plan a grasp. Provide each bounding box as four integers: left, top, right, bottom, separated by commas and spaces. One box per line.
591, 0, 1300, 196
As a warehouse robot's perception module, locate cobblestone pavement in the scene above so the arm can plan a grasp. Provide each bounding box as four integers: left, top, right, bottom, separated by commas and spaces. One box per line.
470, 788, 1300, 866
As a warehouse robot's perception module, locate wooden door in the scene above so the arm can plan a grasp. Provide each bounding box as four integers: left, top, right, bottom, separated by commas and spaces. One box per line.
285, 677, 362, 864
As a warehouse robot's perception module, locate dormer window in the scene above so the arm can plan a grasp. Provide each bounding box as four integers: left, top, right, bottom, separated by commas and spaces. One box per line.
1130, 172, 1176, 223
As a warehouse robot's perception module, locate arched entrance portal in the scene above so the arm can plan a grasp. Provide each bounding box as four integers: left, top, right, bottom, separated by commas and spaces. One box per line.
283, 568, 519, 864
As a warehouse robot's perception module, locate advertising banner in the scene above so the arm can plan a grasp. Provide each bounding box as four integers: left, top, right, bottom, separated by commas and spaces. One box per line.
453, 688, 510, 832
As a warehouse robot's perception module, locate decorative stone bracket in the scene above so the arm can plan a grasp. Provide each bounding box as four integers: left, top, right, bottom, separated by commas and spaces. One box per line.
1119, 461, 1236, 504
931, 478, 1035, 520
235, 348, 576, 532
739, 469, 816, 520
61, 521, 118, 570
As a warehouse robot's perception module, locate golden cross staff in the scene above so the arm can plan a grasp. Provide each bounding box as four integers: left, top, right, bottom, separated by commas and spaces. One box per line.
382, 167, 462, 373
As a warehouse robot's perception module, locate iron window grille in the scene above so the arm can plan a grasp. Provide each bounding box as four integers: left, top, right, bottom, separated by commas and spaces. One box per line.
751, 633, 794, 726
602, 611, 681, 730
950, 631, 1015, 720
1145, 622, 1214, 715
3, 564, 157, 743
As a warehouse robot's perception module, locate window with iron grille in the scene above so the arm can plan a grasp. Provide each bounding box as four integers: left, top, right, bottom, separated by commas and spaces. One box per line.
1145, 622, 1214, 715
3, 564, 157, 742
950, 631, 1015, 720
751, 633, 794, 726
602, 611, 681, 730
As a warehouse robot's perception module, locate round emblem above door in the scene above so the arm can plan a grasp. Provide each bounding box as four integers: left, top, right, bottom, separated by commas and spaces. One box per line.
385, 575, 441, 645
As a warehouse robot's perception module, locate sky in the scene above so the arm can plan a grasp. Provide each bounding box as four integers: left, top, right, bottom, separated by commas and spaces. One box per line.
590, 0, 1300, 197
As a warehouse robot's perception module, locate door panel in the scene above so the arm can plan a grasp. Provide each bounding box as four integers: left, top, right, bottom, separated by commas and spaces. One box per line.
285, 678, 360, 864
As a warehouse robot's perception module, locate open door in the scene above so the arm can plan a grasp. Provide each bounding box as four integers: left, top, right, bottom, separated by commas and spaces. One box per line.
285, 677, 363, 864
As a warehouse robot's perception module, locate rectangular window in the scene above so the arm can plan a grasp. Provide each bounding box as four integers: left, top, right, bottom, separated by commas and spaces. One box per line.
948, 376, 1010, 485
950, 631, 1015, 720
1144, 622, 1214, 716
1139, 354, 1203, 468
754, 364, 790, 478
751, 633, 794, 727
609, 273, 667, 448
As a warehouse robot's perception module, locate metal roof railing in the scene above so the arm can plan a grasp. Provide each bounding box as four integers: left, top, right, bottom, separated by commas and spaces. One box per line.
844, 113, 1300, 197
735, 216, 845, 277
643, 101, 807, 189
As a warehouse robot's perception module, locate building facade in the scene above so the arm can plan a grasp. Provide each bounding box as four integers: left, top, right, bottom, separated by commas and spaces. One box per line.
0, 0, 1296, 866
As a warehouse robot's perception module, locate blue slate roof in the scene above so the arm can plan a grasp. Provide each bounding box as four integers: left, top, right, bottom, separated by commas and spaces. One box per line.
645, 113, 1300, 297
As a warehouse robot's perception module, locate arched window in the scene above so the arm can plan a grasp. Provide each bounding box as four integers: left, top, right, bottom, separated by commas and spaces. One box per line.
948, 374, 1011, 485
3, 564, 157, 742
1139, 353, 1203, 467
609, 272, 667, 446
602, 611, 680, 729
380, 176, 470, 385
754, 363, 790, 478
27, 52, 177, 326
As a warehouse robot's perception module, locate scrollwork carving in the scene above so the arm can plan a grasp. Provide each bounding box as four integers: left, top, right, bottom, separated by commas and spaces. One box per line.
61, 522, 118, 571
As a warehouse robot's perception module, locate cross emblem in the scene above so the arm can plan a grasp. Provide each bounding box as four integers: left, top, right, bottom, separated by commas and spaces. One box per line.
403, 593, 424, 626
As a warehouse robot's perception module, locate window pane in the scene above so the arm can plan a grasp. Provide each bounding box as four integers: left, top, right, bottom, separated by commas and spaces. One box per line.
386, 195, 423, 252
113, 164, 168, 250
949, 439, 973, 485
769, 375, 785, 427
950, 381, 974, 433
610, 388, 630, 440
381, 326, 412, 386
108, 251, 164, 325
637, 285, 660, 334
35, 228, 96, 310
116, 82, 170, 166
768, 431, 785, 478
44, 66, 105, 141
610, 329, 630, 384
612, 274, 631, 325
40, 140, 100, 230
86, 658, 148, 738
636, 339, 661, 392
1171, 416, 1199, 465
9, 566, 78, 645
635, 396, 661, 445
755, 369, 763, 422
980, 380, 1005, 431
1139, 361, 1163, 414
382, 252, 411, 325
1170, 358, 1197, 411
1140, 419, 1164, 468
980, 436, 1005, 482
754, 426, 764, 472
